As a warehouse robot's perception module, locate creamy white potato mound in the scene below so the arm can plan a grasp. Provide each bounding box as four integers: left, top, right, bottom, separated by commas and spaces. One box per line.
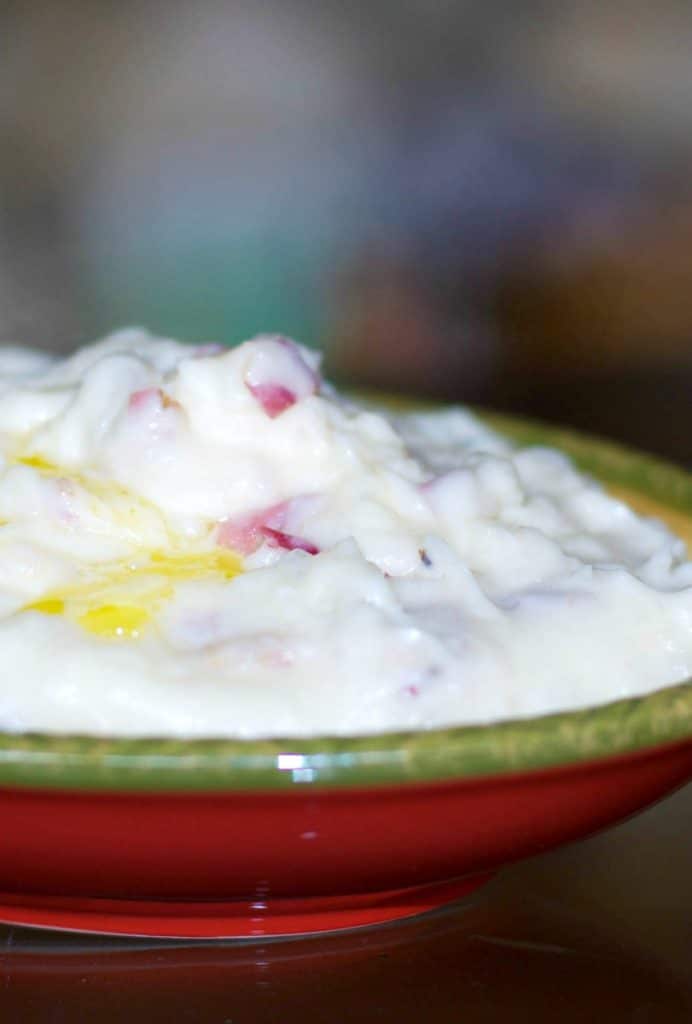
0, 329, 690, 737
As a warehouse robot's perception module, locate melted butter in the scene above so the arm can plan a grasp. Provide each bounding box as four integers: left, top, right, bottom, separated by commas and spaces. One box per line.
17, 454, 58, 473
26, 548, 241, 638
15, 454, 173, 541
79, 603, 151, 639
15, 454, 242, 638
24, 546, 241, 639
30, 598, 66, 615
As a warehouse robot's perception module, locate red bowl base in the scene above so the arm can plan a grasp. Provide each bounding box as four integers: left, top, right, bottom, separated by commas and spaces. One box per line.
0, 875, 492, 939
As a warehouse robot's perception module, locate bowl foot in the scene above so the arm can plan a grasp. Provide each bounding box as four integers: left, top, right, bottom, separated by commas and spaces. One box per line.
0, 875, 493, 939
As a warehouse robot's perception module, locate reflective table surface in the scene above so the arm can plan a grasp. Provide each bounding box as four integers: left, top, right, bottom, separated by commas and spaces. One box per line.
2, 782, 691, 1022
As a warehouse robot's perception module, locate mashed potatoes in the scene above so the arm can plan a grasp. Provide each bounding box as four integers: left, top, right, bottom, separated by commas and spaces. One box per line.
0, 329, 690, 738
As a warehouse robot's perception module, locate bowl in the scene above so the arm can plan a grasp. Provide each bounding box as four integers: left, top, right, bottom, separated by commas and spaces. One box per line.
1, 412, 691, 939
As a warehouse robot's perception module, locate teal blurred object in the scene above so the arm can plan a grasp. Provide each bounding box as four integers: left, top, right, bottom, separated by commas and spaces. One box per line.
87, 233, 329, 349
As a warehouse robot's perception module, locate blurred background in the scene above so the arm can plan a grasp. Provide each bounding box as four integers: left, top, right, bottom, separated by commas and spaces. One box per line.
1, 0, 691, 460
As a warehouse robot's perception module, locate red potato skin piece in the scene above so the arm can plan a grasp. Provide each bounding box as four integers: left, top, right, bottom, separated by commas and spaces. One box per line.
245, 381, 297, 418
217, 501, 320, 556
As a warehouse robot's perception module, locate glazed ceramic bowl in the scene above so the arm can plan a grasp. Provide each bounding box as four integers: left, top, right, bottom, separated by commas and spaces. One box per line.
1, 413, 691, 939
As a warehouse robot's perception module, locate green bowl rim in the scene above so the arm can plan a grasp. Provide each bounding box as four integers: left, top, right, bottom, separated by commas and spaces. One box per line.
1, 407, 691, 792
